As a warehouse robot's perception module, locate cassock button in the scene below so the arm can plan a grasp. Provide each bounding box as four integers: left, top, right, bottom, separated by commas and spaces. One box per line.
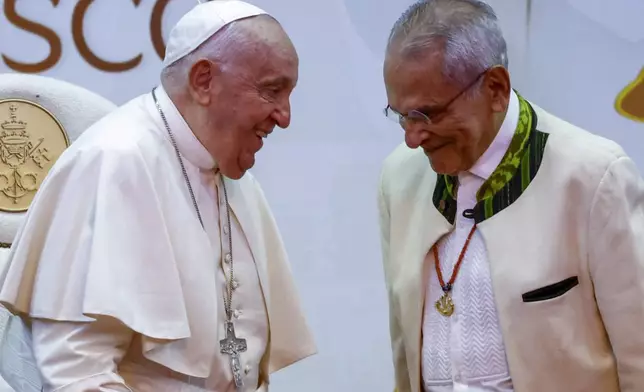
244, 365, 251, 375
232, 279, 239, 289
233, 309, 242, 318
224, 253, 232, 263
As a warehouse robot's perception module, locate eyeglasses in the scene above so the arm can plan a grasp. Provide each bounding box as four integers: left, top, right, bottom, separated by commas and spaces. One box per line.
384, 69, 488, 126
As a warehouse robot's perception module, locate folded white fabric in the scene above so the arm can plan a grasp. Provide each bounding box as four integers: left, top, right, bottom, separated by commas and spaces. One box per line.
0, 306, 41, 391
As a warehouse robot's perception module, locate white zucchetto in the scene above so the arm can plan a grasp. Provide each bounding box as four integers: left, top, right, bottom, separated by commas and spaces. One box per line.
163, 0, 268, 67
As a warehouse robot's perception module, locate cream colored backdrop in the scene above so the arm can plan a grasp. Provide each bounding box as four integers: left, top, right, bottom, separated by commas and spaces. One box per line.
0, 1, 642, 391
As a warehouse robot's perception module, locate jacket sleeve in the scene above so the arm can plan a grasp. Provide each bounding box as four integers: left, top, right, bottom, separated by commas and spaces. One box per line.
31, 316, 134, 391
377, 171, 411, 392
588, 156, 644, 391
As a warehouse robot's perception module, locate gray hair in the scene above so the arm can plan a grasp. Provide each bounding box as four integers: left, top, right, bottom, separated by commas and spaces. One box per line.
387, 0, 508, 88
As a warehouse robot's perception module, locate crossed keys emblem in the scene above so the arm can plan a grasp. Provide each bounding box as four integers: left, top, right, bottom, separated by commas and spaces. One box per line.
0, 101, 69, 212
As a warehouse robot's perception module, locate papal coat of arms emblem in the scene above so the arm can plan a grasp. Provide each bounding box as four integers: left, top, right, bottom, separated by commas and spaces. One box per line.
0, 100, 69, 212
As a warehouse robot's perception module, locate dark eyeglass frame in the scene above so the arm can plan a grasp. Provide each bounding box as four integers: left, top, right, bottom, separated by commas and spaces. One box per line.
384, 69, 489, 126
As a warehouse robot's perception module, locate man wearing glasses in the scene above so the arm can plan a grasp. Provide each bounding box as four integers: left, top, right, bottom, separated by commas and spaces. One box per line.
378, 1, 644, 392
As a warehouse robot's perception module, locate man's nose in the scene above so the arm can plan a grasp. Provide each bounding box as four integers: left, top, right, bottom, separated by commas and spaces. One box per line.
272, 98, 291, 129
403, 122, 430, 149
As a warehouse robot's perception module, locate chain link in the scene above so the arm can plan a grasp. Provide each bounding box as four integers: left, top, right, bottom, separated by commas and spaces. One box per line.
152, 88, 235, 321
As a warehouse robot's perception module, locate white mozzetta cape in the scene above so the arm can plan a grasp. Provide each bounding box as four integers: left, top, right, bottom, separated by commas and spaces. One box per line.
0, 90, 316, 380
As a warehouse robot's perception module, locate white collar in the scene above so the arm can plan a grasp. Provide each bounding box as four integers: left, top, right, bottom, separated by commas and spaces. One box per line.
467, 90, 520, 180
153, 86, 216, 170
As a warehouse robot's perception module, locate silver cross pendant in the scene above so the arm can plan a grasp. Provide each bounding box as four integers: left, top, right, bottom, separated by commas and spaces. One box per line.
220, 321, 248, 388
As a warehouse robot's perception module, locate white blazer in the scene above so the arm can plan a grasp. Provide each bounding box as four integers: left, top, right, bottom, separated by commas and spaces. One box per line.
379, 101, 644, 392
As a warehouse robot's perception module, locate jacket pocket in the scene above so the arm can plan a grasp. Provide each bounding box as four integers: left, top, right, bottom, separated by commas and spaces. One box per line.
521, 276, 579, 303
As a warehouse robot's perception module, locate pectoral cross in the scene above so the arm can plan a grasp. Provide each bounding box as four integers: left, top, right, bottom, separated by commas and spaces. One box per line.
220, 321, 247, 388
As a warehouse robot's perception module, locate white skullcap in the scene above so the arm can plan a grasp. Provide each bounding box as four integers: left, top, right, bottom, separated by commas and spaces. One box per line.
163, 0, 268, 67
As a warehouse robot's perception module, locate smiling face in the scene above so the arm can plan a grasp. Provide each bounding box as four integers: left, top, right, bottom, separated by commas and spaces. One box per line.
187, 18, 298, 179
383, 49, 511, 175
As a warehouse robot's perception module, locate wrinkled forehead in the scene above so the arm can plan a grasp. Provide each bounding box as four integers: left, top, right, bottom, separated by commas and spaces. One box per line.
383, 50, 452, 111
243, 38, 299, 86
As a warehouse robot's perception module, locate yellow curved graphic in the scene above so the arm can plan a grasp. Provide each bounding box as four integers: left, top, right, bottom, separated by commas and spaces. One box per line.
615, 67, 644, 122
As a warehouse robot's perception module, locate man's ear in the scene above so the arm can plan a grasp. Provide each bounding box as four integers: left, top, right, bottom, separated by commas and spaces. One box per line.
484, 65, 511, 113
188, 59, 219, 105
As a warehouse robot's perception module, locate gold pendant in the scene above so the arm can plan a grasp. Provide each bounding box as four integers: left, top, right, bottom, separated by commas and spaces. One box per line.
435, 293, 454, 317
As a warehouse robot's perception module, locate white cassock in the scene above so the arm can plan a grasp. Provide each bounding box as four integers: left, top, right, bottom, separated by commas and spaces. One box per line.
0, 85, 316, 391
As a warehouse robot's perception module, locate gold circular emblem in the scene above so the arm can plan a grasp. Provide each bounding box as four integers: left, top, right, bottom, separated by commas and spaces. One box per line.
0, 99, 69, 212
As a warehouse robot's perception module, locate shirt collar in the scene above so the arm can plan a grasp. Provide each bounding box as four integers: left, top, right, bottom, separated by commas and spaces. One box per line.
468, 89, 520, 180
153, 85, 216, 170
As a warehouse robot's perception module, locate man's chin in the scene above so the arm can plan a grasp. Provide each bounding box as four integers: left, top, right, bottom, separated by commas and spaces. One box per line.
219, 162, 247, 180
223, 155, 255, 179
222, 170, 245, 180
427, 155, 459, 176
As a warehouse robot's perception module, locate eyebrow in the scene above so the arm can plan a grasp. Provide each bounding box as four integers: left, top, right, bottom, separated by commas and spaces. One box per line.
259, 76, 292, 88
389, 104, 440, 115
414, 105, 442, 114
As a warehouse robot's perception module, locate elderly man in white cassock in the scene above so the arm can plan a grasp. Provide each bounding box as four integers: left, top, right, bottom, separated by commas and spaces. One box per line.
0, 1, 316, 391
378, 1, 644, 392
